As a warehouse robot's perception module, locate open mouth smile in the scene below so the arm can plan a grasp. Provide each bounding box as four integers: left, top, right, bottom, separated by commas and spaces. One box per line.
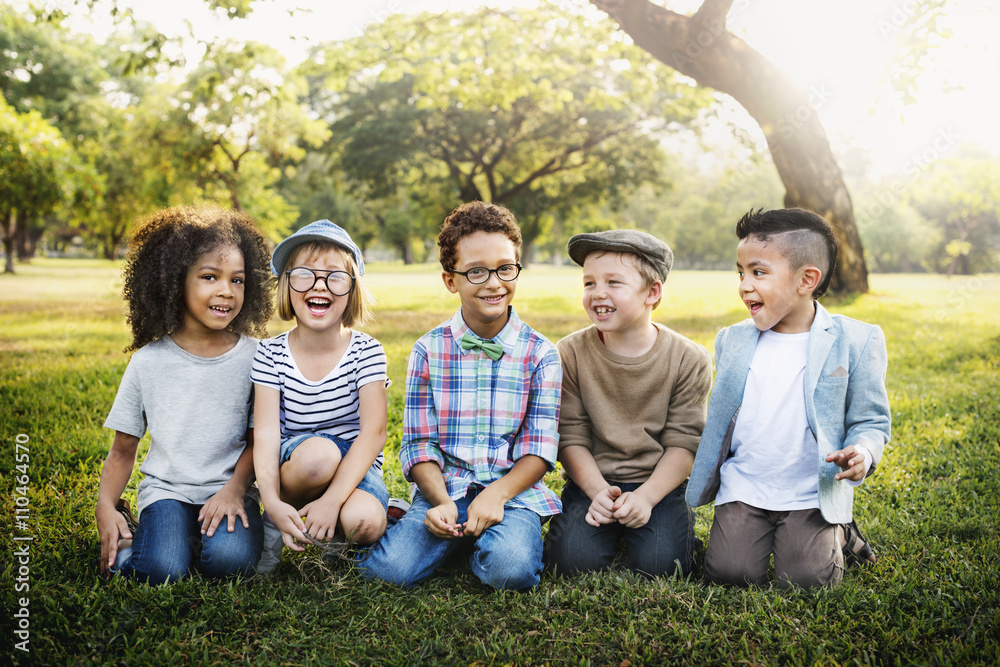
305, 296, 332, 316
591, 305, 616, 319
745, 300, 763, 315
209, 305, 232, 317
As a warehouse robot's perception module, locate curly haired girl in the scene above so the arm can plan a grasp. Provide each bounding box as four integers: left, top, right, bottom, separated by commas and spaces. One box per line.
95, 205, 275, 583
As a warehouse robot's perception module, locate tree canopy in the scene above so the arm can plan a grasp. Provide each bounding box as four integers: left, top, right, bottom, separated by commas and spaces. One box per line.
0, 97, 77, 272
302, 4, 709, 260
0, 0, 996, 276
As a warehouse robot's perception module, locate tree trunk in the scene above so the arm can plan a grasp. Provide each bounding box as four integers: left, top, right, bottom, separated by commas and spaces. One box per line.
15, 221, 31, 262
590, 0, 869, 293
24, 224, 43, 260
2, 210, 16, 274
397, 241, 414, 265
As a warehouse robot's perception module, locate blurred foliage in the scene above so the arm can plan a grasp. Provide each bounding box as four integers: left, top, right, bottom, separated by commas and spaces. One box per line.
0, 1, 997, 274
300, 2, 710, 260
875, 0, 949, 107
0, 97, 81, 272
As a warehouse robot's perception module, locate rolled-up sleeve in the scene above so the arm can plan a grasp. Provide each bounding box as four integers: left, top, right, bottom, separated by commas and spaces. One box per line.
400, 344, 445, 479
512, 345, 562, 470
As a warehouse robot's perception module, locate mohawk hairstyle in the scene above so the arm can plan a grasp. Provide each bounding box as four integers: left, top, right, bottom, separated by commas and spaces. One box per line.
736, 208, 840, 298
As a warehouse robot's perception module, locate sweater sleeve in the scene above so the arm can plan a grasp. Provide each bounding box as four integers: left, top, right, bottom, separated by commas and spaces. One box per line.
659, 340, 713, 454
556, 336, 592, 452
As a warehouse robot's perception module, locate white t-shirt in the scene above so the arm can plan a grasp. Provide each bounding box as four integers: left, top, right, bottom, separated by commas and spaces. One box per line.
250, 329, 389, 472
104, 335, 257, 514
716, 330, 819, 511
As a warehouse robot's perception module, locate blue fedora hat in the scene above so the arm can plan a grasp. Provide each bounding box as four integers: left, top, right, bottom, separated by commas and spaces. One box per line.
270, 219, 365, 277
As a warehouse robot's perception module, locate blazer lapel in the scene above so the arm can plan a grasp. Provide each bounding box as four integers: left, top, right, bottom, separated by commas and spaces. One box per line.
721, 323, 760, 416
805, 303, 836, 405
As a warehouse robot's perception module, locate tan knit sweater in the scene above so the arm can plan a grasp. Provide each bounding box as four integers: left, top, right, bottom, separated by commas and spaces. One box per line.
556, 323, 713, 483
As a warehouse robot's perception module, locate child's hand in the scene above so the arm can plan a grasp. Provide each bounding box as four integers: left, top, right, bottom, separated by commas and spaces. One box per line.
612, 490, 654, 529
424, 499, 462, 538
827, 445, 868, 482
270, 501, 310, 551
299, 496, 343, 543
464, 486, 506, 537
586, 486, 622, 527
96, 503, 131, 575
198, 486, 249, 537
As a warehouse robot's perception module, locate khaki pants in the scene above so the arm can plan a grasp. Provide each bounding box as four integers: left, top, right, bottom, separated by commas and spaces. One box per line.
705, 501, 844, 588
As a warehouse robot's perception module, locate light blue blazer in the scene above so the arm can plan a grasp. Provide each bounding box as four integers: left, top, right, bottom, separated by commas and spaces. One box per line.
686, 302, 891, 524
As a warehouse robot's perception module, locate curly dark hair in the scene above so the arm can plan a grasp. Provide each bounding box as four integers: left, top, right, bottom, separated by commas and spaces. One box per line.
437, 201, 522, 271
121, 206, 275, 351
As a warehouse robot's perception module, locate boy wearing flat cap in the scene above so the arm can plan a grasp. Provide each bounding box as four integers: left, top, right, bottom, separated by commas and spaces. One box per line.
544, 230, 712, 578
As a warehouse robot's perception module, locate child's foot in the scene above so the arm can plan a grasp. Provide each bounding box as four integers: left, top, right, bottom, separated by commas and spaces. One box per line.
115, 498, 138, 534
387, 498, 410, 523
841, 520, 876, 566
256, 515, 284, 574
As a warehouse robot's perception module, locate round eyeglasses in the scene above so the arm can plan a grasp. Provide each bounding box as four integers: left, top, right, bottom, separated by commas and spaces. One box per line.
451, 263, 522, 285
286, 267, 356, 296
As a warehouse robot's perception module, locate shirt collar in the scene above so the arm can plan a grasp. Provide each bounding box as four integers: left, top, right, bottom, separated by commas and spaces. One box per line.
449, 306, 521, 356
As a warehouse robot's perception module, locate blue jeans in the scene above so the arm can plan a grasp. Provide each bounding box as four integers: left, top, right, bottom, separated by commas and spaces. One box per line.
114, 496, 263, 584
359, 488, 545, 591
544, 480, 695, 578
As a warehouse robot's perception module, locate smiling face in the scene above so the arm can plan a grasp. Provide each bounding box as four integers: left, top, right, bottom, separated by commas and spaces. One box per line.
443, 231, 518, 340
287, 245, 351, 333
181, 244, 245, 336
581, 251, 660, 337
736, 235, 819, 333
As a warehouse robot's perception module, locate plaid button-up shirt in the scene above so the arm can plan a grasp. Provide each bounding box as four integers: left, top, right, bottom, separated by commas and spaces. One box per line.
401, 307, 563, 516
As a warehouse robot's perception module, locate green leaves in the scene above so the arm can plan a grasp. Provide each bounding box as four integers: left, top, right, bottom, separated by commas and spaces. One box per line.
306, 2, 709, 255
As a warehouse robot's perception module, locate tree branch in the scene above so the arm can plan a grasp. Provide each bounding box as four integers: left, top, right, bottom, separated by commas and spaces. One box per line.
692, 0, 735, 28
590, 0, 869, 292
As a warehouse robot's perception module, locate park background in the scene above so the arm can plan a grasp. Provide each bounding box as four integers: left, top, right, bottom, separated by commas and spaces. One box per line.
3, 0, 999, 664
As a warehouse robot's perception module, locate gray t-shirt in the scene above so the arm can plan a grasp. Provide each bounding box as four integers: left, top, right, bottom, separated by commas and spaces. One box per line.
104, 334, 257, 514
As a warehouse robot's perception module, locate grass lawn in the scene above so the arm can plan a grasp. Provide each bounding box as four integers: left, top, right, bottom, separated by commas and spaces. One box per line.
2, 258, 999, 665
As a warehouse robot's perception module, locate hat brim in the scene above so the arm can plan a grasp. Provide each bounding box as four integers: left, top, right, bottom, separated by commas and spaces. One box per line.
271, 234, 364, 277
567, 238, 646, 268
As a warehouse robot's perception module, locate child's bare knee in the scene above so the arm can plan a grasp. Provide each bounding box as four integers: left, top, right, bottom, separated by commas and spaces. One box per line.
285, 439, 340, 487
343, 517, 382, 546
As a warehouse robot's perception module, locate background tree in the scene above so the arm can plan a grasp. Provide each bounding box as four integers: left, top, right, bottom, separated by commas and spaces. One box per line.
0, 98, 77, 273
0, 6, 105, 129
301, 3, 708, 261
179, 41, 330, 240
588, 0, 871, 293
906, 150, 1000, 275
1, 5, 105, 260
855, 202, 940, 274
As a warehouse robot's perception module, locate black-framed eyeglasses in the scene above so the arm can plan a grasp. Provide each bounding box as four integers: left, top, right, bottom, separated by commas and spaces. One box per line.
451, 263, 522, 285
286, 267, 356, 296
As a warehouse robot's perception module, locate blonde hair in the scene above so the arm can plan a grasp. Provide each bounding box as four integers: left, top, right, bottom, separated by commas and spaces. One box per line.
275, 242, 374, 327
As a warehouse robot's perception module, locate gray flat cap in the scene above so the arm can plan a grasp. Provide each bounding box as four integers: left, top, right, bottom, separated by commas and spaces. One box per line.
567, 229, 673, 282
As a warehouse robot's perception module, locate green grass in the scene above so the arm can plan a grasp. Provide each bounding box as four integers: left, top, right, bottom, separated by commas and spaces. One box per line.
2, 258, 999, 665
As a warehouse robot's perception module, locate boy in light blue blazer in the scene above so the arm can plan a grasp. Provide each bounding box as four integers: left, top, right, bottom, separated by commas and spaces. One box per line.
687, 208, 890, 588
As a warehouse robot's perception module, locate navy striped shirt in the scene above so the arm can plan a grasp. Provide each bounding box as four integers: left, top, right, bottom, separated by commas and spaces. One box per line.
250, 329, 389, 470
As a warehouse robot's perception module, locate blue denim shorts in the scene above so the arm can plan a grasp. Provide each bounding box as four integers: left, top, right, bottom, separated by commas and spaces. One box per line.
279, 433, 388, 509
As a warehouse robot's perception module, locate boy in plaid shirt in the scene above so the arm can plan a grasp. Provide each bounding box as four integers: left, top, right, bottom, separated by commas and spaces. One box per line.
361, 201, 562, 590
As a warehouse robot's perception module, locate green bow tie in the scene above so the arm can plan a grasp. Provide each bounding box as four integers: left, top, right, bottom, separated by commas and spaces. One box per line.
460, 332, 504, 361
